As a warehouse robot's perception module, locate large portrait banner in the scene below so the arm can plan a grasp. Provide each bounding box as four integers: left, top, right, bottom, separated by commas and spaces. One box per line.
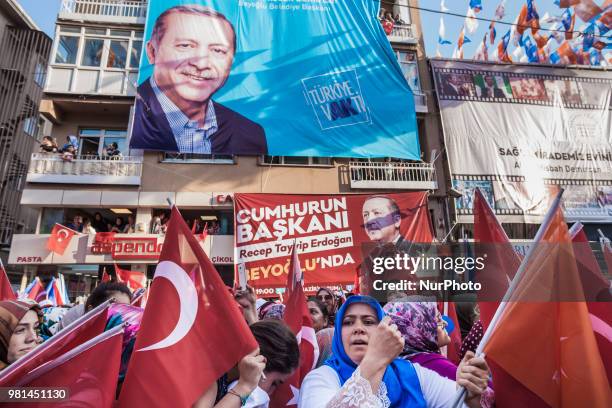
129, 0, 420, 159
234, 193, 433, 296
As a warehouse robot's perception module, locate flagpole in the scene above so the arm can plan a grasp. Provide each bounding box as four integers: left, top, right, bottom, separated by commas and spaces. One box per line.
450, 189, 564, 408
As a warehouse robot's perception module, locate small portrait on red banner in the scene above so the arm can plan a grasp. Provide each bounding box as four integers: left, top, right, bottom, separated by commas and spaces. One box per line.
360, 195, 418, 293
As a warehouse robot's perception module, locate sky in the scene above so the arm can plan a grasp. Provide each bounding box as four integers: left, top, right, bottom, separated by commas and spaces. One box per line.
419, 0, 564, 58
16, 0, 602, 59
18, 0, 61, 36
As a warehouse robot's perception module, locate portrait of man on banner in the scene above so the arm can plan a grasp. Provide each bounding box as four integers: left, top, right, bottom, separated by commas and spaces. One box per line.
130, 5, 268, 155
360, 195, 417, 292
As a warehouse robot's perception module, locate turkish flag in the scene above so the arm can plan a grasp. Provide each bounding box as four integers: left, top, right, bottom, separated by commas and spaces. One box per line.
25, 277, 44, 301
199, 222, 209, 242
0, 259, 16, 300
101, 267, 111, 283
603, 240, 612, 278
115, 265, 146, 291
271, 244, 319, 407
483, 198, 611, 408
436, 302, 462, 365
14, 325, 124, 408
473, 188, 521, 330
47, 223, 77, 255
118, 206, 258, 408
0, 300, 110, 386
570, 225, 612, 386
574, 0, 602, 22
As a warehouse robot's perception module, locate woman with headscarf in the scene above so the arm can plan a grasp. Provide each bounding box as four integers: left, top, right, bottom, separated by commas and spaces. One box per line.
299, 295, 491, 408
0, 300, 43, 370
383, 301, 459, 381
316, 287, 338, 326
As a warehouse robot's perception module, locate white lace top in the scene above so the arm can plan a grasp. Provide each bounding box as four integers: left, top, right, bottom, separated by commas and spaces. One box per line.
298, 364, 473, 408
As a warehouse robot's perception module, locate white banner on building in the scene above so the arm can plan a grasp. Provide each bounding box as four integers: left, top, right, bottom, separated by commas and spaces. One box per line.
431, 59, 612, 223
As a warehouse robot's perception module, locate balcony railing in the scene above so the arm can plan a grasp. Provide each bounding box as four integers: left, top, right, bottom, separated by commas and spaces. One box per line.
27, 153, 142, 185
349, 161, 437, 190
59, 0, 147, 24
387, 23, 417, 44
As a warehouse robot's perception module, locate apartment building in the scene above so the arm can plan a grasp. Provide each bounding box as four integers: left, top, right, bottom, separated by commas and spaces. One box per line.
9, 0, 450, 298
0, 0, 51, 277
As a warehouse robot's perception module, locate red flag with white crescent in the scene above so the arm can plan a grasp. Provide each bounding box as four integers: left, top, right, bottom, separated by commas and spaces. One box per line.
15, 325, 124, 407
0, 259, 16, 301
115, 265, 146, 291
271, 243, 319, 407
118, 206, 258, 408
0, 300, 110, 386
101, 267, 111, 283
47, 224, 77, 255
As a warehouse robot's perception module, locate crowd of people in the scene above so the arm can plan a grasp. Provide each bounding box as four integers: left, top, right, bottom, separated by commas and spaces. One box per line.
39, 136, 122, 161
65, 213, 137, 234
151, 214, 226, 236
378, 8, 407, 35
0, 276, 496, 407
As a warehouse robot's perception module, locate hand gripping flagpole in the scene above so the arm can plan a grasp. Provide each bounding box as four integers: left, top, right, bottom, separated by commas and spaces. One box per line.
450, 189, 564, 408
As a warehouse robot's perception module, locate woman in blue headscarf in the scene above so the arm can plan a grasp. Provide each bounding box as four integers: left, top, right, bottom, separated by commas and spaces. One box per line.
298, 296, 491, 408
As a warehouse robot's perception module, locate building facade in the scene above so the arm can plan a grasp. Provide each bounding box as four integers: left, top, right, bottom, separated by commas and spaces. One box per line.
10, 0, 450, 298
0, 0, 51, 275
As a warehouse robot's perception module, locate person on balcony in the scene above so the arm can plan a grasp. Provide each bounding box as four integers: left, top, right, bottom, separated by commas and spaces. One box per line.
111, 217, 125, 233
92, 212, 108, 233
82, 218, 97, 234
123, 215, 136, 233
106, 142, 122, 158
39, 136, 59, 153
382, 12, 394, 35
67, 215, 83, 233
61, 144, 76, 162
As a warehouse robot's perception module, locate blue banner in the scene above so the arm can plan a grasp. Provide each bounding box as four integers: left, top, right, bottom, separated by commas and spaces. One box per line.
130, 0, 420, 159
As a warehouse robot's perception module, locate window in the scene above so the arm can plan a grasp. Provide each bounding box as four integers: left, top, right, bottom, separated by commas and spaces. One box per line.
110, 30, 131, 37
396, 51, 421, 93
52, 28, 143, 71
59, 26, 80, 33
81, 38, 104, 67
260, 156, 333, 166
55, 36, 79, 64
107, 40, 128, 68
34, 58, 47, 87
85, 28, 106, 35
130, 40, 143, 68
78, 128, 128, 156
22, 117, 37, 136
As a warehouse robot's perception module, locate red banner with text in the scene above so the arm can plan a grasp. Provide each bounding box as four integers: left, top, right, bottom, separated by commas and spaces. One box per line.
234, 193, 433, 295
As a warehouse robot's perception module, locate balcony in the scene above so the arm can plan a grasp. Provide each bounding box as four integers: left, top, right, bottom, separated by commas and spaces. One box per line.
27, 154, 143, 185
59, 0, 147, 24
387, 23, 417, 44
349, 161, 437, 190
413, 91, 428, 113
